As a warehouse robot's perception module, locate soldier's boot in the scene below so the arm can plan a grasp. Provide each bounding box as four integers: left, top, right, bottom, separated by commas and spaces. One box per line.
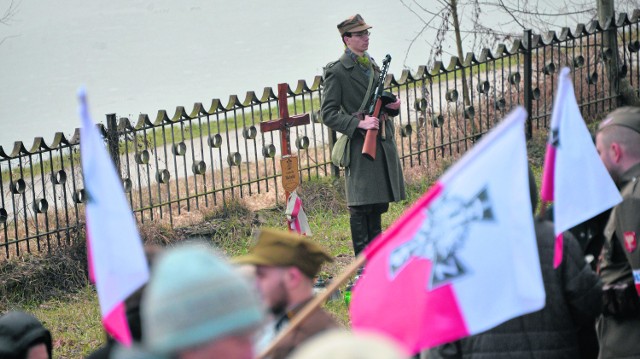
350, 214, 369, 257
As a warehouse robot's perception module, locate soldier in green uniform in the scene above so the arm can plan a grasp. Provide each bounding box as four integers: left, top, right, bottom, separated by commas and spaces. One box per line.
595, 106, 640, 359
321, 14, 406, 257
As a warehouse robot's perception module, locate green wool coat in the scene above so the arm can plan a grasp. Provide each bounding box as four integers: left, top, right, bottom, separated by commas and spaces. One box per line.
321, 52, 406, 206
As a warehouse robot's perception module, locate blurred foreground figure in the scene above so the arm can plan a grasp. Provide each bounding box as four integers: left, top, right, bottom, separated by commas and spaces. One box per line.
117, 243, 264, 359
0, 311, 52, 359
288, 329, 410, 359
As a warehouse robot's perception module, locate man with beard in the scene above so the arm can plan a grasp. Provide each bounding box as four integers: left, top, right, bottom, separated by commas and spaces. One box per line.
234, 228, 339, 359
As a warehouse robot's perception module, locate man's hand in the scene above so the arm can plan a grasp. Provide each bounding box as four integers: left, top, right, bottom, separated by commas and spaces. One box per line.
358, 115, 379, 130
385, 97, 401, 111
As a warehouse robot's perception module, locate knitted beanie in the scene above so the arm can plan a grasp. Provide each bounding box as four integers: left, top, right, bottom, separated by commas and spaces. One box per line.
142, 243, 263, 355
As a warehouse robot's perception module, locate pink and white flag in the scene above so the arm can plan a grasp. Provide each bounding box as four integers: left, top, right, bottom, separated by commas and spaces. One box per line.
350, 107, 545, 354
79, 88, 150, 346
540, 67, 622, 267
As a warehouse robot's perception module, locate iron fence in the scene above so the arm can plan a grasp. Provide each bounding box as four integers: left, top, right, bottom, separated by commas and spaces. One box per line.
2, 12, 639, 258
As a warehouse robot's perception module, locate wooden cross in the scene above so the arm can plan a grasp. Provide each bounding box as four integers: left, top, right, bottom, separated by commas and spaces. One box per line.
260, 83, 310, 200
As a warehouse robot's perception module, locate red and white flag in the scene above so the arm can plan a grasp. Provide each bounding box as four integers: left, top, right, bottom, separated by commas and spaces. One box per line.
286, 190, 312, 235
79, 88, 149, 346
349, 107, 545, 354
540, 67, 622, 267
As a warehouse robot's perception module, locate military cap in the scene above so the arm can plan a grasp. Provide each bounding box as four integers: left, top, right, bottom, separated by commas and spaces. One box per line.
337, 14, 372, 36
234, 228, 333, 278
598, 106, 640, 134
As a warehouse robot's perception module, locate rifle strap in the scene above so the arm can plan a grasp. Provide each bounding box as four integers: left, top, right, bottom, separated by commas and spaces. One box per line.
340, 62, 375, 115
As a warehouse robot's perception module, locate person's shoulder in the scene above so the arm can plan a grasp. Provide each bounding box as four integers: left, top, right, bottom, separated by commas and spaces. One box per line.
323, 59, 341, 74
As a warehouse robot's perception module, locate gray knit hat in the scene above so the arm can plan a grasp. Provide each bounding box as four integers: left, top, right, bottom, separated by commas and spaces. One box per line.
142, 243, 263, 355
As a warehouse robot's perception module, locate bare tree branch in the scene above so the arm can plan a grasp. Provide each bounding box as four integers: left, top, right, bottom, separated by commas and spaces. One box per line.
1, 0, 18, 25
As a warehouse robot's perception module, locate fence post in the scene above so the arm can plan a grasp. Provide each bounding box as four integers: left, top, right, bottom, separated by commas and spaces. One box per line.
523, 29, 533, 140
105, 113, 121, 176
328, 129, 340, 178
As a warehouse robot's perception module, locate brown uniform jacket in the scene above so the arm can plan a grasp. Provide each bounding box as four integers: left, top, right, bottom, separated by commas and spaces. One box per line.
321, 52, 406, 206
268, 301, 340, 359
597, 162, 640, 359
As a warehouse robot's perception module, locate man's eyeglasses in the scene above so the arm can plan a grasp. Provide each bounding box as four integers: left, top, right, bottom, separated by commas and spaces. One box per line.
347, 30, 370, 38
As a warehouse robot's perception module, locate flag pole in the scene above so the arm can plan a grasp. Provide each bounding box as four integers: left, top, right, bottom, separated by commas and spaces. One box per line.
539, 200, 549, 218
258, 253, 367, 359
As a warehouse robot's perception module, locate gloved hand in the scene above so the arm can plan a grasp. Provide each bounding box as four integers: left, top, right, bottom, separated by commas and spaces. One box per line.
385, 97, 401, 111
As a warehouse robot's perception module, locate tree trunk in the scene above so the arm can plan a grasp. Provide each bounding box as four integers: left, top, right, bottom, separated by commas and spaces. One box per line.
597, 0, 640, 106
450, 0, 471, 106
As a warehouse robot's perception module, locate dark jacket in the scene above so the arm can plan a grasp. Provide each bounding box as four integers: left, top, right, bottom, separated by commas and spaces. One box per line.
269, 305, 340, 359
0, 311, 52, 359
596, 162, 640, 359
426, 219, 602, 359
321, 52, 406, 206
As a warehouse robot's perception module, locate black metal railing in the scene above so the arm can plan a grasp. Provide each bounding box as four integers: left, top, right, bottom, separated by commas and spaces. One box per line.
2, 12, 639, 258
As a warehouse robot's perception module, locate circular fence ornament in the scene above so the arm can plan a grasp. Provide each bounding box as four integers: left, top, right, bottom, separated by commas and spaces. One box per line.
477, 81, 490, 94
414, 98, 428, 111
262, 144, 276, 158
227, 152, 242, 167
464, 106, 475, 120
543, 63, 556, 75
509, 72, 521, 85
33, 199, 48, 214
243, 126, 257, 140
532, 88, 541, 100
295, 136, 309, 150
51, 170, 67, 185
172, 142, 187, 156
573, 55, 585, 68
10, 179, 26, 195
135, 150, 150, 165
208, 134, 222, 148
192, 161, 207, 175
0, 208, 7, 223
73, 189, 86, 204
445, 89, 458, 102
123, 178, 132, 193
431, 114, 444, 128
156, 169, 170, 184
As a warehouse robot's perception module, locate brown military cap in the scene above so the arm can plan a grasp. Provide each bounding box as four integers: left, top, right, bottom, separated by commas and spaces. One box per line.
598, 106, 640, 134
234, 228, 333, 278
337, 14, 372, 36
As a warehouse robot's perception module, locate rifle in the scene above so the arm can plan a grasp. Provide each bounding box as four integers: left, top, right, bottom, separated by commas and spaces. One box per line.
362, 54, 391, 160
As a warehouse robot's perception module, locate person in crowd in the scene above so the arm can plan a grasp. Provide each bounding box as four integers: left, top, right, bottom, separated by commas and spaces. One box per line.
594, 106, 640, 359
234, 228, 339, 359
424, 169, 603, 358
126, 242, 264, 359
288, 329, 410, 359
321, 14, 405, 257
0, 311, 52, 359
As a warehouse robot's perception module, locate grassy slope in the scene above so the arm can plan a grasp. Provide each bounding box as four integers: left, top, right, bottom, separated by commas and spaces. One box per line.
4, 131, 548, 358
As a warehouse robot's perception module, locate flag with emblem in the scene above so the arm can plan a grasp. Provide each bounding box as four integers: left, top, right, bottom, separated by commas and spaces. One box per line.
79, 87, 149, 346
540, 67, 622, 267
349, 107, 545, 354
